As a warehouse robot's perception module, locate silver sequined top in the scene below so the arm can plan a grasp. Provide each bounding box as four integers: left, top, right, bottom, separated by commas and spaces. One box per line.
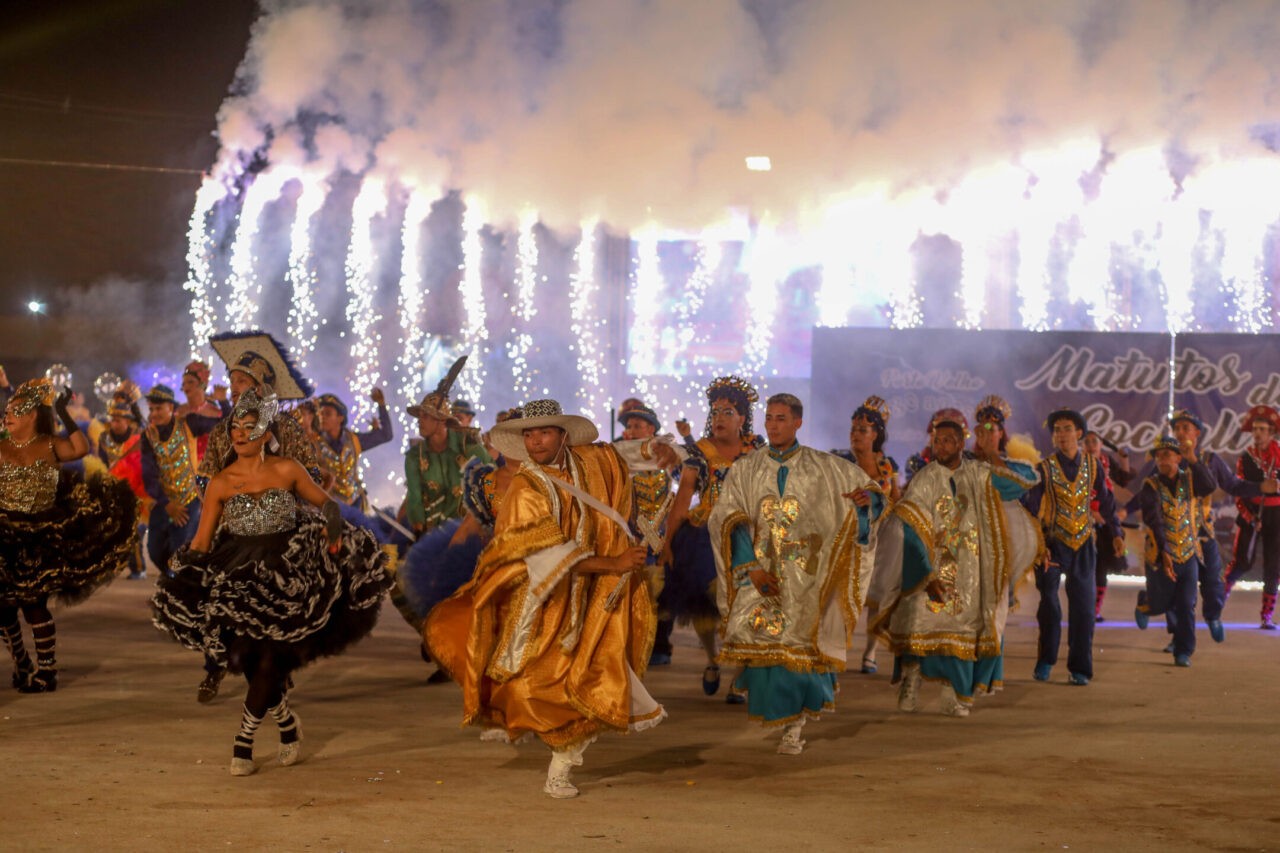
0, 458, 59, 514
222, 488, 297, 536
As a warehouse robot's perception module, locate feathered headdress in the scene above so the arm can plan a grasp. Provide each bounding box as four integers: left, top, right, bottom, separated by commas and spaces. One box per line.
210, 329, 314, 400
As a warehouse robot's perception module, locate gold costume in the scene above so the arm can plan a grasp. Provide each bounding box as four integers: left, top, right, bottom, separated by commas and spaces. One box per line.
425, 443, 662, 748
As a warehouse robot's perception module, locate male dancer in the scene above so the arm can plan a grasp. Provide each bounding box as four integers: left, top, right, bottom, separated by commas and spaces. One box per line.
1022, 407, 1124, 685
1134, 435, 1217, 666
1224, 405, 1280, 628
425, 400, 661, 799
710, 393, 882, 753
140, 384, 223, 579
871, 408, 1038, 716
315, 389, 392, 515
1168, 408, 1277, 642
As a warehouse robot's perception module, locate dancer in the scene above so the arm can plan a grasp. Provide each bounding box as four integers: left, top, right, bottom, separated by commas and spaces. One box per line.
425, 399, 662, 799
870, 406, 1039, 717
140, 384, 223, 579
176, 360, 228, 462
151, 388, 389, 776
835, 396, 901, 675
1133, 436, 1216, 666
709, 393, 882, 753
1224, 405, 1280, 627
97, 399, 147, 579
1167, 408, 1277, 642
0, 379, 137, 692
1022, 407, 1124, 685
404, 360, 491, 537
660, 375, 763, 700
313, 389, 392, 528
195, 332, 319, 702
202, 330, 319, 483
613, 404, 691, 670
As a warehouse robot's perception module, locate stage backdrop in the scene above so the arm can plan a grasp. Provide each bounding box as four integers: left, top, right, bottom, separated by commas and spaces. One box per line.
809, 328, 1278, 466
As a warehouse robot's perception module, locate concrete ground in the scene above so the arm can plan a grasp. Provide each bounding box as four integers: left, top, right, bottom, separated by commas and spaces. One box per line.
1, 575, 1276, 852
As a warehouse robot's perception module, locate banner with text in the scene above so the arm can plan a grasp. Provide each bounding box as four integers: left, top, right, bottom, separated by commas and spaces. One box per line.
809, 328, 1193, 466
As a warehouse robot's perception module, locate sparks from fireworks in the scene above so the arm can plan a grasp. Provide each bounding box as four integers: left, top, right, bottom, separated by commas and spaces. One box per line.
739, 219, 784, 378
393, 187, 436, 455
570, 219, 607, 424
510, 210, 540, 400
224, 169, 292, 331
1202, 158, 1280, 334
628, 228, 663, 384
457, 197, 489, 413
344, 177, 388, 426
183, 175, 230, 360
285, 175, 326, 368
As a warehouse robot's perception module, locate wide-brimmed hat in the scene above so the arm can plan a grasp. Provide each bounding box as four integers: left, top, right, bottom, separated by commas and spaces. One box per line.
488, 399, 599, 461
210, 329, 314, 401
1045, 407, 1086, 433
452, 399, 476, 417
145, 384, 177, 405
618, 404, 660, 431
1168, 408, 1205, 433
1241, 405, 1280, 433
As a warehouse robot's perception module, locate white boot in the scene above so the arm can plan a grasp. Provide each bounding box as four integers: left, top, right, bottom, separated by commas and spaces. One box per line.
544, 743, 586, 799
939, 684, 970, 717
777, 719, 806, 755
897, 661, 921, 713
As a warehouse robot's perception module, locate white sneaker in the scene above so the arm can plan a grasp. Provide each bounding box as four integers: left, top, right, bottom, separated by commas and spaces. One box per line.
479, 728, 508, 743
543, 766, 579, 799
897, 663, 921, 713
777, 724, 805, 755
939, 684, 970, 717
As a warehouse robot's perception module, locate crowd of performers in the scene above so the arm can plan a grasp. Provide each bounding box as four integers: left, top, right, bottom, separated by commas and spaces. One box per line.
2, 330, 1279, 797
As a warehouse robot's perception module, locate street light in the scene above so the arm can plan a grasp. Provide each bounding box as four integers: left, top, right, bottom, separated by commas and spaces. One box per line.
27, 300, 45, 314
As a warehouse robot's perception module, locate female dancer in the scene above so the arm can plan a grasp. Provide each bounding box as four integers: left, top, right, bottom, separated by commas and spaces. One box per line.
842, 397, 901, 674
152, 388, 389, 776
0, 378, 137, 692
663, 376, 763, 700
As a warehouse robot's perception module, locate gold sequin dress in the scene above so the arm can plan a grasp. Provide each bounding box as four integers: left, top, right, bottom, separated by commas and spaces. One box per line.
0, 446, 138, 605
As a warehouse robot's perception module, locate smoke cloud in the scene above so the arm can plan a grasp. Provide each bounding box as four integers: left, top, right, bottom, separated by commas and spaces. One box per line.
211, 0, 1280, 231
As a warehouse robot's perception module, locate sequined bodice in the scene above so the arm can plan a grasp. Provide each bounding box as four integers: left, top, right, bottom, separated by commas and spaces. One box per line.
0, 457, 60, 514
223, 488, 296, 536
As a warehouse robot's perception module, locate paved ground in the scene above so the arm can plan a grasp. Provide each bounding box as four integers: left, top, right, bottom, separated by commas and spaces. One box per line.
1, 574, 1276, 852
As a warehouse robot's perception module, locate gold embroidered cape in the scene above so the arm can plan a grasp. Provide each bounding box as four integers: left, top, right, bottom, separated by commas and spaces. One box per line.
424, 442, 662, 748
708, 446, 878, 673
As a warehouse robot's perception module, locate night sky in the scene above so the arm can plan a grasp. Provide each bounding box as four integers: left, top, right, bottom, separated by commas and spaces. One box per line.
0, 0, 258, 305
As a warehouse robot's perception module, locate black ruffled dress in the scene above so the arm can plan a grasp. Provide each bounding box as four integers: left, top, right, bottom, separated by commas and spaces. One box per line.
151, 488, 390, 673
0, 456, 137, 605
